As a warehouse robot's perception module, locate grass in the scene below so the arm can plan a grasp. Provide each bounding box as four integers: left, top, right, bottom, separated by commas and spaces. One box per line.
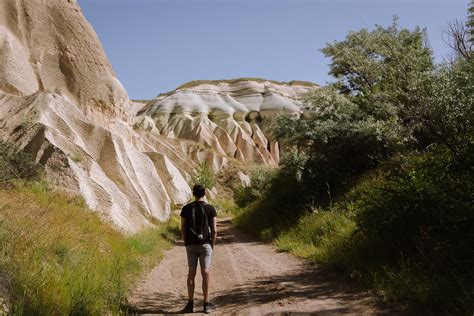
210, 197, 241, 217
274, 209, 356, 269
233, 162, 474, 313
0, 181, 179, 315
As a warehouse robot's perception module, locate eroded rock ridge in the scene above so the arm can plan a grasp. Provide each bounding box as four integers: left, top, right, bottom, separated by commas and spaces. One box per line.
0, 0, 318, 232
0, 0, 194, 232
137, 80, 318, 166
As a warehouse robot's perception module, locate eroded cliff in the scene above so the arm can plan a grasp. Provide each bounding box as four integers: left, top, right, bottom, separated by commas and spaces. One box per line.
0, 0, 194, 232
137, 79, 318, 166
0, 0, 318, 232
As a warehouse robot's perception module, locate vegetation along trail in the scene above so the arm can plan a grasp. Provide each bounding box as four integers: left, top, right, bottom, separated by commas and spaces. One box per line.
128, 218, 386, 315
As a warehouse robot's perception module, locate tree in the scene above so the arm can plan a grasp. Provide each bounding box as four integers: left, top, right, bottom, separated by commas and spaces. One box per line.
321, 17, 434, 127
469, 1, 474, 46
272, 19, 435, 203
442, 0, 474, 62
443, 19, 472, 60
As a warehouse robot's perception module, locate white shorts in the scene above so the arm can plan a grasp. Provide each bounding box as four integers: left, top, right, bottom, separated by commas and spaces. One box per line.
185, 244, 213, 270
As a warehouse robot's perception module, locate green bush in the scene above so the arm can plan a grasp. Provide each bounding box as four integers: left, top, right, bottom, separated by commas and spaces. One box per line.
240, 146, 473, 312
211, 198, 242, 217
234, 166, 276, 208
0, 141, 43, 185
234, 166, 308, 239
347, 147, 474, 312
273, 86, 406, 206
235, 18, 473, 313
191, 162, 215, 189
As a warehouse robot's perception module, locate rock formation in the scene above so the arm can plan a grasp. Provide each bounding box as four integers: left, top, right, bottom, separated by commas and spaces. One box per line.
0, 0, 194, 232
136, 79, 318, 166
0, 0, 131, 122
0, 0, 318, 232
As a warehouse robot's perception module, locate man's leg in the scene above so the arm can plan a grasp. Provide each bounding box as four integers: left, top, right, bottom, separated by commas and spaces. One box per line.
201, 265, 210, 302
185, 246, 199, 306
187, 266, 197, 301
199, 244, 214, 313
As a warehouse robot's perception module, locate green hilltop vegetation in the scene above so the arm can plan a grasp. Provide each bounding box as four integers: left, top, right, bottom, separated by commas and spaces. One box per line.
232, 17, 473, 314
0, 142, 179, 315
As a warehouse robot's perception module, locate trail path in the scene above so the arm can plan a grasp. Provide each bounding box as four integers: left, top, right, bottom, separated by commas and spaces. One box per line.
128, 219, 386, 315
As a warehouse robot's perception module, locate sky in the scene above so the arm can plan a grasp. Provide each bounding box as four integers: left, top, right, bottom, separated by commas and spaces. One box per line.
78, 0, 469, 100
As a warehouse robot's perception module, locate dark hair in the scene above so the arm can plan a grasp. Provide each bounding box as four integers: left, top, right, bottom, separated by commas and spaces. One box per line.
192, 184, 206, 198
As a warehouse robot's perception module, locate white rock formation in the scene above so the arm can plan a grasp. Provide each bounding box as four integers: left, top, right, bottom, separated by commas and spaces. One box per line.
0, 0, 130, 122
137, 80, 319, 166
0, 0, 318, 232
0, 0, 194, 232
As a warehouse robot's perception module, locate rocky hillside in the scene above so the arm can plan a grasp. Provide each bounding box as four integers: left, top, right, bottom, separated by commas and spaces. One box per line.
0, 0, 318, 232
136, 79, 318, 166
0, 0, 196, 232
0, 0, 130, 122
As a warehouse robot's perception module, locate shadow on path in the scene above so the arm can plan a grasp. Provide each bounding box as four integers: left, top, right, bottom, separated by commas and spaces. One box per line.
127, 219, 387, 315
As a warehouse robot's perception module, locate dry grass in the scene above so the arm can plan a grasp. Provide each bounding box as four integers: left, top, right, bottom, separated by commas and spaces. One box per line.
0, 181, 178, 315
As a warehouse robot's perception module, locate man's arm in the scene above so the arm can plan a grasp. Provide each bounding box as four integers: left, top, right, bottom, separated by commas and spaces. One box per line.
210, 216, 217, 249
180, 217, 186, 242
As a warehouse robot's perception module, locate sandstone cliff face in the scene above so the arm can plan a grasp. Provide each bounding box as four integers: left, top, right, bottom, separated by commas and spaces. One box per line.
0, 0, 194, 232
0, 0, 130, 122
0, 0, 318, 232
137, 80, 318, 166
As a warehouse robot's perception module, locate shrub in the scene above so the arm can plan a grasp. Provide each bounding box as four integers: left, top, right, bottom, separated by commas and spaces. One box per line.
234, 166, 276, 208
210, 198, 242, 217
234, 165, 308, 238
191, 162, 215, 189
347, 146, 474, 312
273, 87, 404, 205
0, 141, 42, 185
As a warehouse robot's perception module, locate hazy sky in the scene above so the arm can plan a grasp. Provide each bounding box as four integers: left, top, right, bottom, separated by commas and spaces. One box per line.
78, 0, 469, 100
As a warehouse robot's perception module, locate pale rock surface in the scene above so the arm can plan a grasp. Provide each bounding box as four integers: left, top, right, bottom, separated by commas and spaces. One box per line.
234, 171, 251, 187
0, 92, 196, 231
0, 0, 318, 233
137, 80, 319, 165
0, 0, 198, 232
0, 0, 130, 122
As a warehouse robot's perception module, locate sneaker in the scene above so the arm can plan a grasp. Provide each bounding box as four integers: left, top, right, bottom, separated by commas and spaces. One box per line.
181, 300, 193, 313
203, 301, 215, 314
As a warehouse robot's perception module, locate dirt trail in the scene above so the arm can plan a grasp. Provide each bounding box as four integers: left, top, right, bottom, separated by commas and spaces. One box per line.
128, 219, 386, 315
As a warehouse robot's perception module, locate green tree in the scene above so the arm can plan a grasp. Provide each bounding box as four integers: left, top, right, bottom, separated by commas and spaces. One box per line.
244, 16, 473, 313
274, 87, 404, 203
321, 17, 433, 127
411, 59, 474, 164
272, 19, 434, 203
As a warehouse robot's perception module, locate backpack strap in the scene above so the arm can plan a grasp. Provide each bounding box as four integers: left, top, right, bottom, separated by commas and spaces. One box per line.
192, 202, 196, 229
201, 202, 209, 234
191, 201, 208, 236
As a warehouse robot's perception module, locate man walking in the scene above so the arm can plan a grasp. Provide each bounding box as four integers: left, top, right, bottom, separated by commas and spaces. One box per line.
180, 184, 217, 314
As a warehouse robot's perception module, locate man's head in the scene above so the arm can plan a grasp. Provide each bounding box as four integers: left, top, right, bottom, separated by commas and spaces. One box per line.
192, 184, 206, 199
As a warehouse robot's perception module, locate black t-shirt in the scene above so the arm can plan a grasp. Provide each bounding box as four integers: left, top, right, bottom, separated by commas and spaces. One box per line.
180, 201, 217, 246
